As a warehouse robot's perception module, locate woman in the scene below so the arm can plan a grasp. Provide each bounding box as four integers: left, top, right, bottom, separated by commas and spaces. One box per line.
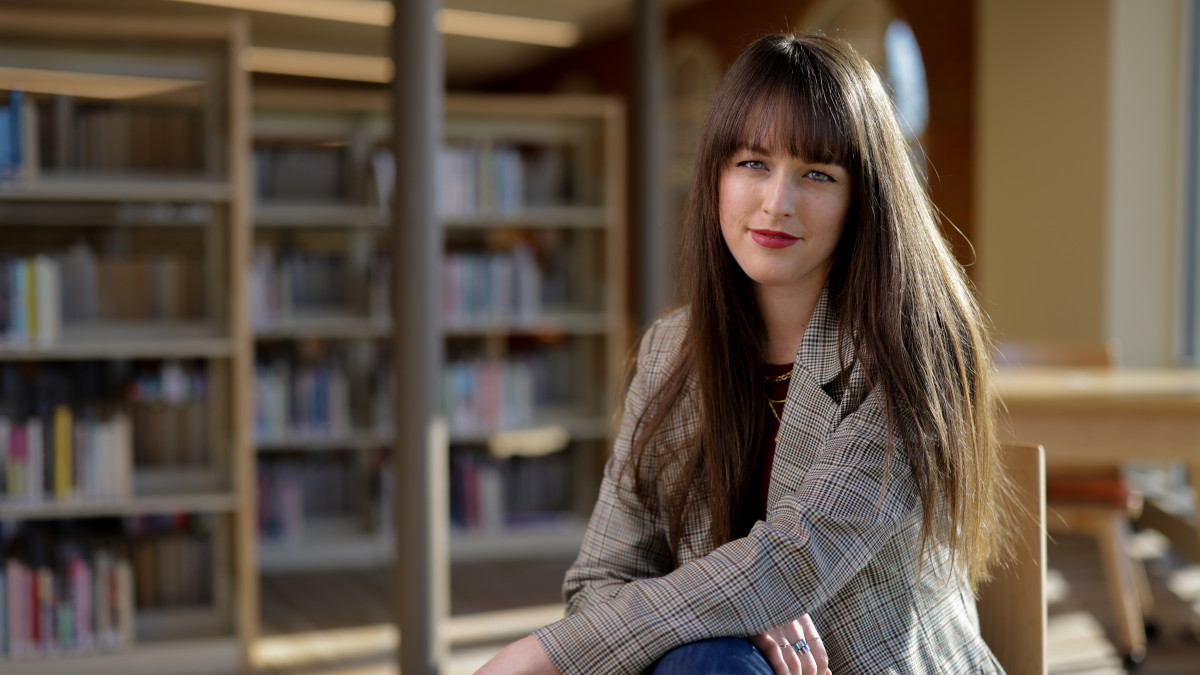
478, 33, 1015, 675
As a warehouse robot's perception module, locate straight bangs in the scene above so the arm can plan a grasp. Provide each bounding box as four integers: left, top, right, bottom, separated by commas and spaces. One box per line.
712, 42, 858, 171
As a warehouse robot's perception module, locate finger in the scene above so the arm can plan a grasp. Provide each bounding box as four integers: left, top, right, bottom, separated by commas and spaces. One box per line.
779, 639, 804, 675
770, 627, 804, 675
783, 619, 817, 675
751, 633, 791, 675
799, 614, 829, 674
767, 623, 802, 675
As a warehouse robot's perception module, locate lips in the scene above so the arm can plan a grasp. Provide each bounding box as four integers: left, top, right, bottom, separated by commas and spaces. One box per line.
750, 228, 800, 249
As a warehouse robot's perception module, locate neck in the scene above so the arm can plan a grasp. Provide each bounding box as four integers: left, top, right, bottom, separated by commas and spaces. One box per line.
756, 278, 825, 365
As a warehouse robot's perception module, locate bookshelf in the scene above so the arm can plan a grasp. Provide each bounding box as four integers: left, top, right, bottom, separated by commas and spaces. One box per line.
249, 89, 628, 573
0, 9, 254, 674
440, 94, 628, 566
249, 88, 394, 573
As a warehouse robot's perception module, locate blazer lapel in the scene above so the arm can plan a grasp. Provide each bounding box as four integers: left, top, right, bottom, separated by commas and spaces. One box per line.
767, 287, 855, 510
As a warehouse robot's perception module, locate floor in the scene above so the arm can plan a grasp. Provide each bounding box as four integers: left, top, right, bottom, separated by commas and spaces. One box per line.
255, 533, 1200, 674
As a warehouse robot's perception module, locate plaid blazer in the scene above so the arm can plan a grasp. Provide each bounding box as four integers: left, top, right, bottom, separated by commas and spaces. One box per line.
534, 291, 1004, 674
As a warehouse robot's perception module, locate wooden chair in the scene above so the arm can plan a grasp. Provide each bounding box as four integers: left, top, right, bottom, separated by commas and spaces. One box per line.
994, 340, 1151, 664
978, 442, 1047, 675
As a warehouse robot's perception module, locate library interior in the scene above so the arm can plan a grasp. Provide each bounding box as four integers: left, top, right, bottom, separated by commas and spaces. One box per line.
2, 0, 1200, 674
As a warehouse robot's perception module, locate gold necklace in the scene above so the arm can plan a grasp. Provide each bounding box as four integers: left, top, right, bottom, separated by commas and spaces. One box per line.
766, 395, 785, 423
765, 367, 792, 441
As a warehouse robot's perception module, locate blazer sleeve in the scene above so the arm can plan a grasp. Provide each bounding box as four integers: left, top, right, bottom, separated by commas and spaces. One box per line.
559, 319, 675, 615
533, 384, 920, 674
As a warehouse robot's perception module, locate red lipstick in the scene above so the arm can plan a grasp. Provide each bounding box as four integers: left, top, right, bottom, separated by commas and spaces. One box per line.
750, 229, 799, 249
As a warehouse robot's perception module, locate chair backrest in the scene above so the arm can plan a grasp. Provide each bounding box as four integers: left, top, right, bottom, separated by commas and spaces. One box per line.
977, 442, 1047, 675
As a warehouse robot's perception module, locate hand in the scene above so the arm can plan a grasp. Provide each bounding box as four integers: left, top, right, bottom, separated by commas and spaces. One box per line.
749, 613, 830, 675
474, 633, 562, 675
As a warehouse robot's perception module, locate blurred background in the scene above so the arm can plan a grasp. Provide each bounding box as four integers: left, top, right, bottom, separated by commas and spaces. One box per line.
0, 0, 1198, 673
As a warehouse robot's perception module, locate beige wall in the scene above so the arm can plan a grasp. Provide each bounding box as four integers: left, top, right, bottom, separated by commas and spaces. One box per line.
976, 0, 1186, 365
976, 0, 1109, 345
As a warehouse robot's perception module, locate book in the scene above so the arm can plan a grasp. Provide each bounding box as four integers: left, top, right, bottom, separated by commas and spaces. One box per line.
0, 257, 63, 344
0, 414, 133, 505
0, 102, 10, 180
8, 89, 22, 182
0, 417, 8, 501
6, 559, 24, 657
26, 418, 42, 504
53, 406, 71, 501
18, 91, 38, 183
23, 261, 36, 342
0, 566, 6, 657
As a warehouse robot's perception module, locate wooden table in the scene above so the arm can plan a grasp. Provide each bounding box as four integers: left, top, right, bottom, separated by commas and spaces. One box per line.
996, 367, 1200, 557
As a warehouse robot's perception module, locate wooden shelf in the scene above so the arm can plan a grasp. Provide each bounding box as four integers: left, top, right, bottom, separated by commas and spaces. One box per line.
256, 429, 393, 452
254, 316, 392, 340
136, 606, 231, 643
443, 206, 608, 229
443, 312, 609, 336
257, 205, 608, 230
0, 324, 233, 361
259, 526, 391, 572
0, 176, 232, 203
0, 492, 238, 521
450, 521, 587, 563
260, 521, 589, 567
448, 417, 609, 445
255, 203, 387, 228
0, 202, 215, 228
0, 637, 239, 675
257, 417, 607, 452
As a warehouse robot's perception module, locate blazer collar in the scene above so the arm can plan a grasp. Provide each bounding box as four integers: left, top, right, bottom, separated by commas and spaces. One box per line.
793, 285, 854, 386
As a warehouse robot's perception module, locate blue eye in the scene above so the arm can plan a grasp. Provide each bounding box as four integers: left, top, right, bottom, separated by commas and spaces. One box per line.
738, 160, 766, 170
807, 170, 834, 182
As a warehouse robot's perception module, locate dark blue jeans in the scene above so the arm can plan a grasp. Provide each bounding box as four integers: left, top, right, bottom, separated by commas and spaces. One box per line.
652, 637, 775, 674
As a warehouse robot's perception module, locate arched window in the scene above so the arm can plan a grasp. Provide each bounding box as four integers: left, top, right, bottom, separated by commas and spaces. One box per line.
803, 0, 930, 171
884, 18, 928, 140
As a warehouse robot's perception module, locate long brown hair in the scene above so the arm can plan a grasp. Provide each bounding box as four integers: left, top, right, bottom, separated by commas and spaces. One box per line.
624, 33, 1012, 590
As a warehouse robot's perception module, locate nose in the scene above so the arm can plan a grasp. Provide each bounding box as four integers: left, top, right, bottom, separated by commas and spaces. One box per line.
762, 172, 798, 218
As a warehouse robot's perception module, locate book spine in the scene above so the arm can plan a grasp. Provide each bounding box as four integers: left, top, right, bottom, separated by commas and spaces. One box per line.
0, 567, 6, 659
73, 556, 91, 651
116, 558, 133, 648
53, 406, 72, 501
6, 560, 23, 657
0, 257, 10, 343
33, 256, 59, 345
113, 413, 132, 499
37, 566, 52, 654
0, 102, 10, 180
19, 93, 38, 183
0, 417, 8, 503
94, 551, 111, 647
26, 419, 42, 503
11, 261, 26, 343
11, 423, 27, 501
8, 89, 22, 180
23, 260, 36, 342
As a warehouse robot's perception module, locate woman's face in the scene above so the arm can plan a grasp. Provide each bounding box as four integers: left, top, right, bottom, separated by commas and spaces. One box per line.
718, 142, 852, 299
